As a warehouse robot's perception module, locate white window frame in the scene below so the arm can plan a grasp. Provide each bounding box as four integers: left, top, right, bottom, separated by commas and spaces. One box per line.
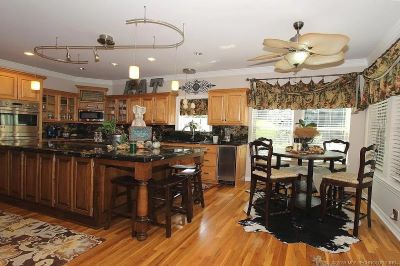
175, 94, 211, 132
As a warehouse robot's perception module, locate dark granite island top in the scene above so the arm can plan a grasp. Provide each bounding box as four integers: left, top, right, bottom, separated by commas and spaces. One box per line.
0, 141, 204, 163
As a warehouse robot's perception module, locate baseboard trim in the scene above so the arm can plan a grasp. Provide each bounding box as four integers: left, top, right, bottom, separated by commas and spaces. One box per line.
371, 200, 400, 241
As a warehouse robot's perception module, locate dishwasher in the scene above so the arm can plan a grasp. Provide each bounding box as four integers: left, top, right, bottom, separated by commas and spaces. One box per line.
217, 145, 237, 185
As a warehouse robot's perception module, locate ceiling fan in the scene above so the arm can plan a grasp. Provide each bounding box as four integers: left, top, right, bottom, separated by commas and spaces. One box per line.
249, 21, 349, 72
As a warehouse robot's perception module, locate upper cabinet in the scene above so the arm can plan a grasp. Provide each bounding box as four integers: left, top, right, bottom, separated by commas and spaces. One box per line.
43, 89, 78, 122
0, 68, 45, 101
208, 88, 249, 126
106, 92, 177, 125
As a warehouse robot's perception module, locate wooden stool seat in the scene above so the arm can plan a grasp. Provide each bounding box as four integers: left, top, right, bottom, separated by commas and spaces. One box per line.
170, 164, 205, 208
148, 175, 193, 238
105, 175, 139, 236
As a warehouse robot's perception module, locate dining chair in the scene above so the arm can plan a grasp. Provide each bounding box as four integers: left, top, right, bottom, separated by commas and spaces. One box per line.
254, 137, 290, 168
319, 139, 350, 172
247, 139, 299, 228
319, 144, 376, 237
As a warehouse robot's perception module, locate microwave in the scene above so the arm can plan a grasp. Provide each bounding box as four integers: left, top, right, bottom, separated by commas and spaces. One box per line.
78, 110, 104, 122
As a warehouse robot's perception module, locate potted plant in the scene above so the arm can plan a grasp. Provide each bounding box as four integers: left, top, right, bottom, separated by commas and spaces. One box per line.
100, 120, 127, 147
294, 119, 319, 150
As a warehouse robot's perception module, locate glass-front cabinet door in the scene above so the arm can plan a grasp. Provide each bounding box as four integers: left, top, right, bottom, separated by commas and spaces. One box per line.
117, 99, 128, 123
59, 96, 76, 121
105, 97, 116, 121
42, 94, 57, 121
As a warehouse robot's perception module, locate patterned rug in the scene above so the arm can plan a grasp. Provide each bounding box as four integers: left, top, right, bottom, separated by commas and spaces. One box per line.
239, 190, 359, 253
0, 210, 104, 266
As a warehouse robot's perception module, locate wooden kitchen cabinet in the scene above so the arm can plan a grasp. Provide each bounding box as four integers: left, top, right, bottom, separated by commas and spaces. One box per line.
43, 89, 78, 122
23, 152, 39, 202
72, 158, 93, 216
142, 96, 154, 125
18, 74, 41, 101
0, 70, 18, 99
9, 151, 23, 199
0, 68, 45, 101
54, 156, 73, 210
0, 149, 9, 195
105, 96, 128, 123
208, 88, 248, 126
38, 153, 54, 206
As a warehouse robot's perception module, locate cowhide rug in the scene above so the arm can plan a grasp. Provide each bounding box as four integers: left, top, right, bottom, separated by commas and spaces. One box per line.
239, 190, 359, 253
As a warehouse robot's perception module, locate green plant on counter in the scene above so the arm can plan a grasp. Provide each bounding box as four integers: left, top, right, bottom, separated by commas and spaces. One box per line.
100, 120, 117, 136
295, 119, 317, 128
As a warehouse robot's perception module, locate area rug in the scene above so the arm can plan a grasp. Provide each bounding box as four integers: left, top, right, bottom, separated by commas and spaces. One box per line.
0, 210, 104, 266
238, 190, 359, 253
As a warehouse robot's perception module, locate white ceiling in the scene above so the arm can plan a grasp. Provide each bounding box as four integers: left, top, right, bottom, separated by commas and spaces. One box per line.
0, 0, 399, 80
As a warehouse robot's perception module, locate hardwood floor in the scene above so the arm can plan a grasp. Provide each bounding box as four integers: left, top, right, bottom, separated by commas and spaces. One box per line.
1, 182, 399, 266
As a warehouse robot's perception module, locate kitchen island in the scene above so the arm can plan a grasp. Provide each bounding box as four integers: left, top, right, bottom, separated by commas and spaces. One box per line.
0, 142, 204, 240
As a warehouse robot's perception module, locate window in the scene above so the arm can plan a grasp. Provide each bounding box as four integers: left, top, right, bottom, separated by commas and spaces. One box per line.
177, 115, 211, 132
304, 108, 351, 146
251, 109, 294, 149
388, 96, 400, 181
366, 100, 388, 171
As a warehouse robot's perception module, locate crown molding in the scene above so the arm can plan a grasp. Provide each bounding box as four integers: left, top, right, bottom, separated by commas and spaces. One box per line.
0, 58, 113, 86
142, 58, 368, 81
367, 18, 400, 65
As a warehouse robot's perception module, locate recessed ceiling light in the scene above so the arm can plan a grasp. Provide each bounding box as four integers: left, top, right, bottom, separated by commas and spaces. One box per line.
111, 62, 119, 67
79, 67, 85, 70
209, 60, 219, 64
219, 44, 236, 50
24, 51, 34, 56
193, 51, 203, 56
147, 57, 156, 62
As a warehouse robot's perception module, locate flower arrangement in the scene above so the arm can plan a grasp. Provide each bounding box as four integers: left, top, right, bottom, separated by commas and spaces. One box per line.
294, 119, 319, 139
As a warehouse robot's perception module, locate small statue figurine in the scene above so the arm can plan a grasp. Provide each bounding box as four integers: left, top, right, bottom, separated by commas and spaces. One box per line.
131, 105, 147, 127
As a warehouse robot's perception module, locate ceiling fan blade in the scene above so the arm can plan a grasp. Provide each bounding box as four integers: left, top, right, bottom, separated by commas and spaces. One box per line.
248, 53, 283, 62
299, 33, 349, 55
263, 39, 307, 51
274, 59, 296, 71
304, 52, 345, 66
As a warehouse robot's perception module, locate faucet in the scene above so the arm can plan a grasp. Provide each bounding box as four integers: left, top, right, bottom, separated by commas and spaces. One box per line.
182, 121, 198, 141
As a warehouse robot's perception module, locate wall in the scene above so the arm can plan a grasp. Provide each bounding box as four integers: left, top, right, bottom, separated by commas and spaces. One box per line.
0, 58, 113, 94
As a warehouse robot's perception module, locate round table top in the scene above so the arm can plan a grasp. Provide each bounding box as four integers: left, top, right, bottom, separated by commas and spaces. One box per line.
273, 149, 345, 160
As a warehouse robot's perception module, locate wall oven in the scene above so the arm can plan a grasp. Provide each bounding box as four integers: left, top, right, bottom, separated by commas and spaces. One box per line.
0, 100, 39, 145
78, 110, 104, 122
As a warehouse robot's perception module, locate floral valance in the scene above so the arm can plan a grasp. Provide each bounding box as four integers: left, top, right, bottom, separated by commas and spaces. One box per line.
248, 73, 359, 110
362, 38, 400, 105
180, 98, 208, 116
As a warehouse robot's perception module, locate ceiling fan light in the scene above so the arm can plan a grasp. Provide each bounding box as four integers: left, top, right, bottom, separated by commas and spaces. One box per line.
129, 65, 140, 79
171, 80, 180, 91
31, 80, 41, 91
285, 51, 309, 67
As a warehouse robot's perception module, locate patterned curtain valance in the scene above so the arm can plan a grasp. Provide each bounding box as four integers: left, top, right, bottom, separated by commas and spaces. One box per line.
362, 38, 400, 106
180, 98, 208, 116
248, 73, 359, 110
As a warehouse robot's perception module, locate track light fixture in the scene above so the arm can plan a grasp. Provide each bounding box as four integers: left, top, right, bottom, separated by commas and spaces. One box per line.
66, 47, 71, 62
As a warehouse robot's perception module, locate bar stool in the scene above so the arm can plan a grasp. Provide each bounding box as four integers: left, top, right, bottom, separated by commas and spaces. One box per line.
148, 174, 193, 238
170, 164, 205, 208
104, 175, 139, 235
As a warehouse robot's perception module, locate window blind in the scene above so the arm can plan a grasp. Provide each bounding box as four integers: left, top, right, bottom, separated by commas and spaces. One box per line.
304, 108, 351, 145
251, 109, 294, 149
367, 100, 388, 171
389, 96, 400, 182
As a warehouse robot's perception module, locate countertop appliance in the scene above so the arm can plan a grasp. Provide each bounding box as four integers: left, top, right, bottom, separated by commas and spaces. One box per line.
217, 145, 237, 185
78, 110, 104, 122
0, 99, 39, 145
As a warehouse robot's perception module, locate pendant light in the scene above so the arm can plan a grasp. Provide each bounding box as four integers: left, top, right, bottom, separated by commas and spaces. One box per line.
129, 23, 140, 79
171, 46, 179, 91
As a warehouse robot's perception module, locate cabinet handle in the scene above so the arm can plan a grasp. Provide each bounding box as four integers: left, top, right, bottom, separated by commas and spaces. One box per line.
204, 172, 209, 174
204, 159, 210, 162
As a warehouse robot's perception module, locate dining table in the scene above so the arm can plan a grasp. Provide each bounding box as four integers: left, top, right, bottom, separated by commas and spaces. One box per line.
273, 149, 345, 211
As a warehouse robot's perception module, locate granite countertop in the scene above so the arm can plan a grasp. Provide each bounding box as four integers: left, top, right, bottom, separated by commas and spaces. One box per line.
0, 142, 204, 163
161, 140, 248, 146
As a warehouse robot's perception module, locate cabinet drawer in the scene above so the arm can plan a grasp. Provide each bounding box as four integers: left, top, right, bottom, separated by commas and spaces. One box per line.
203, 145, 217, 154
201, 166, 217, 183
203, 153, 217, 166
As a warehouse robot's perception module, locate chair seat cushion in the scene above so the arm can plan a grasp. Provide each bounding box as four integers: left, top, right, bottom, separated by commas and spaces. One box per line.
322, 172, 373, 184
252, 168, 298, 180
315, 161, 347, 170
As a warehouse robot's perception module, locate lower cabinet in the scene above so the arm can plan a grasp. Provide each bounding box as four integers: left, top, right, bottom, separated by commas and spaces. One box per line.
0, 149, 9, 195
72, 158, 93, 216
9, 151, 23, 199
23, 152, 39, 202
54, 156, 73, 210
38, 153, 55, 206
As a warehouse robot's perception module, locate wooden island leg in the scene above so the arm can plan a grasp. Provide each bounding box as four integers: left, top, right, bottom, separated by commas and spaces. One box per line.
133, 163, 152, 241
